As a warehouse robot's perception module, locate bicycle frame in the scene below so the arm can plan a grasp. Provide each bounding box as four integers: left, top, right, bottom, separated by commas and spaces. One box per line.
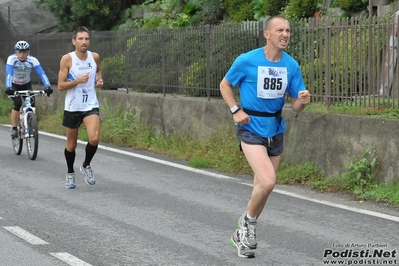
21, 93, 36, 138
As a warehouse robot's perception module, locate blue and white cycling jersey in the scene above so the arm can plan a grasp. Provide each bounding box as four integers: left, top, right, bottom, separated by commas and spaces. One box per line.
5, 54, 50, 88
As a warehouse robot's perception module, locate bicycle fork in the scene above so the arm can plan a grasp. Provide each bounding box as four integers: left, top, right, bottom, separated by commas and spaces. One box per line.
21, 111, 32, 138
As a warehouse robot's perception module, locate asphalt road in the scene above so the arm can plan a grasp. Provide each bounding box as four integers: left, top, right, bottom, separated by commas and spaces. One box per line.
0, 126, 398, 266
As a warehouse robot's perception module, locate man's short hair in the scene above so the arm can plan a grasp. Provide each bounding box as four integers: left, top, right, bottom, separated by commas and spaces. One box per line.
72, 26, 90, 39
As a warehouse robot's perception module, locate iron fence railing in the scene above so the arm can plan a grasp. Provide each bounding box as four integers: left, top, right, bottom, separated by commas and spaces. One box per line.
9, 15, 399, 108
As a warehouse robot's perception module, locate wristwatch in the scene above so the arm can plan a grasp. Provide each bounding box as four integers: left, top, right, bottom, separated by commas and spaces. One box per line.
230, 105, 241, 114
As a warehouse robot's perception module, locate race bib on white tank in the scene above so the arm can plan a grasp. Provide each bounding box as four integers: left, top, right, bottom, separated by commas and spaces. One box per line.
257, 66, 288, 99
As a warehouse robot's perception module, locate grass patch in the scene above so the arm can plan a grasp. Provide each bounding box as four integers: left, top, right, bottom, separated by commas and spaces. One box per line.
277, 162, 324, 185
361, 180, 399, 206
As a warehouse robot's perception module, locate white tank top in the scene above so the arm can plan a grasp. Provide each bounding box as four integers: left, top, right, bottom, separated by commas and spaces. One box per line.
64, 51, 99, 111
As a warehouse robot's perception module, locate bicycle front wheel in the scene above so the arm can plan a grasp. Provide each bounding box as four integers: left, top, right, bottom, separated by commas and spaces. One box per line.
12, 122, 23, 155
26, 112, 39, 160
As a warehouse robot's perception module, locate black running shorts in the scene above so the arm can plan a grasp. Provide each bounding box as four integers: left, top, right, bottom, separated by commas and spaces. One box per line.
62, 108, 100, 129
236, 126, 284, 156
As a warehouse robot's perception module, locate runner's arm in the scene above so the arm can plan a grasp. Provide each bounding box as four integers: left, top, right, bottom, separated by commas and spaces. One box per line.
93, 52, 103, 88
220, 77, 239, 108
58, 54, 80, 91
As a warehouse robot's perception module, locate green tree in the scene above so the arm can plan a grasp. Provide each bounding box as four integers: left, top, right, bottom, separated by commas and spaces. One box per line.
34, 0, 136, 31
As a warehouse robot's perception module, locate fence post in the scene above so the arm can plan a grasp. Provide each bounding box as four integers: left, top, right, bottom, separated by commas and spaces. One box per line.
205, 25, 211, 101
162, 28, 166, 97
125, 32, 129, 94
325, 18, 331, 107
258, 21, 264, 47
368, 16, 374, 99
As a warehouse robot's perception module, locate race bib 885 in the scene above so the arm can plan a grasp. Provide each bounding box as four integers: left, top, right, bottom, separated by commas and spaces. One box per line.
257, 66, 288, 99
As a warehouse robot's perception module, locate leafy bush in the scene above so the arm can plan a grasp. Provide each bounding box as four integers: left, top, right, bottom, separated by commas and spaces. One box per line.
264, 0, 289, 16
101, 54, 125, 88
283, 0, 319, 19
338, 0, 368, 12
345, 149, 378, 197
179, 23, 260, 96
34, 0, 121, 31
179, 58, 206, 87
123, 29, 196, 92
142, 17, 164, 29
299, 18, 388, 98
224, 0, 254, 22
200, 0, 224, 25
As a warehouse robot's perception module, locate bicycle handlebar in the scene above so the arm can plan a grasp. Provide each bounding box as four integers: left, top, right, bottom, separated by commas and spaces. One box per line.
7, 90, 47, 98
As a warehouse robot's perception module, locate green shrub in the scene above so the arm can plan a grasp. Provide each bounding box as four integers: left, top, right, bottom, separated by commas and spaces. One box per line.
200, 0, 224, 25
142, 17, 164, 29
283, 0, 319, 19
299, 18, 388, 97
179, 58, 206, 91
264, 0, 289, 16
338, 0, 367, 12
225, 0, 254, 22
345, 149, 378, 197
101, 54, 125, 87
178, 23, 259, 96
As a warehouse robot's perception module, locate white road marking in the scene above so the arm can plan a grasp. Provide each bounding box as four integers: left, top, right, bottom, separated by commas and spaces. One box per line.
38, 131, 399, 223
50, 253, 93, 266
3, 226, 49, 245
273, 188, 399, 222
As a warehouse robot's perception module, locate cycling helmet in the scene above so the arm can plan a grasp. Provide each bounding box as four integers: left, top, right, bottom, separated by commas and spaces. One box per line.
14, 40, 30, 51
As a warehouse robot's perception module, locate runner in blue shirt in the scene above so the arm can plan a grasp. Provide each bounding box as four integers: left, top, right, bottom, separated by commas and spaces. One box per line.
5, 40, 52, 138
220, 15, 311, 258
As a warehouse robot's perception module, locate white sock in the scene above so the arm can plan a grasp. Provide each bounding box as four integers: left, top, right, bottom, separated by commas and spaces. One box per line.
246, 212, 256, 220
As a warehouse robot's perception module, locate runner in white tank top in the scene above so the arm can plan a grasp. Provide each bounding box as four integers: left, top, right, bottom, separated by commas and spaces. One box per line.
57, 26, 104, 189
65, 51, 99, 111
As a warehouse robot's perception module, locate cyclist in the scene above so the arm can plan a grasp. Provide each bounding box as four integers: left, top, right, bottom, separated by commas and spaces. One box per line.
5, 40, 53, 138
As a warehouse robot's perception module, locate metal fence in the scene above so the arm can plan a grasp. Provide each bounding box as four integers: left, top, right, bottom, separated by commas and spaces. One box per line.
8, 14, 399, 107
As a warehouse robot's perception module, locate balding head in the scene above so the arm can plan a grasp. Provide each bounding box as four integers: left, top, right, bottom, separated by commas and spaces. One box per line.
265, 15, 289, 31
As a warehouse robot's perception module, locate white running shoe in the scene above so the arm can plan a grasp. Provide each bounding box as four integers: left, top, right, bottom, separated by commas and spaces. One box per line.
80, 164, 95, 185
238, 212, 257, 249
230, 229, 255, 258
65, 173, 76, 189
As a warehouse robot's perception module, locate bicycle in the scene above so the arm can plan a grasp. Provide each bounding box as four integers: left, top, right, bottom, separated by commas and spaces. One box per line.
8, 90, 48, 160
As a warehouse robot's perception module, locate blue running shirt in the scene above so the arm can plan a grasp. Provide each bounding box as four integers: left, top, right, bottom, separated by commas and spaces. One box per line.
225, 48, 306, 137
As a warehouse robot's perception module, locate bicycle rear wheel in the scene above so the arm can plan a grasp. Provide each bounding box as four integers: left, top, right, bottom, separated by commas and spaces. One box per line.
12, 122, 23, 155
26, 112, 39, 160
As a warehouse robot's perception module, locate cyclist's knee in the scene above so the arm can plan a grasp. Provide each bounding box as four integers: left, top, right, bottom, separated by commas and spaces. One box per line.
12, 99, 22, 111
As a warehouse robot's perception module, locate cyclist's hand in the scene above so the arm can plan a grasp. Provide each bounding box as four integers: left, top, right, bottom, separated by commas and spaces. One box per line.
5, 89, 16, 95
44, 87, 53, 97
